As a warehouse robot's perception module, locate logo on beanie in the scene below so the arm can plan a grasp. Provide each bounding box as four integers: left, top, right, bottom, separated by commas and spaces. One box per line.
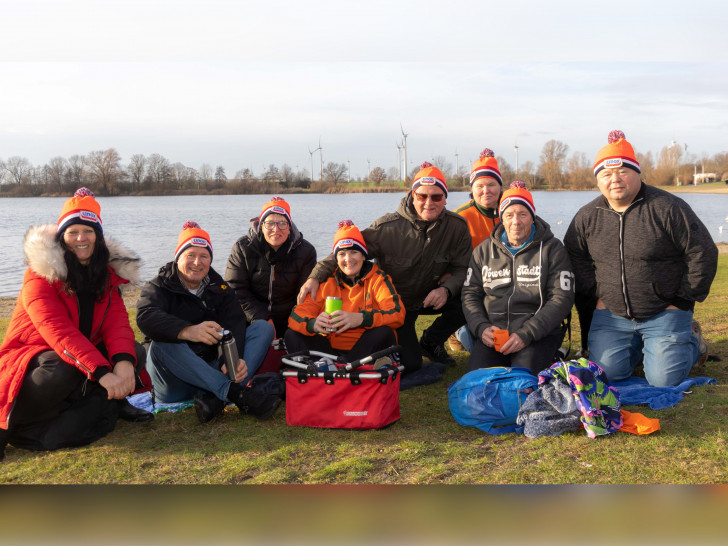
80, 211, 99, 223
270, 206, 287, 215
418, 176, 441, 185
337, 239, 354, 248
190, 238, 209, 247
605, 158, 623, 168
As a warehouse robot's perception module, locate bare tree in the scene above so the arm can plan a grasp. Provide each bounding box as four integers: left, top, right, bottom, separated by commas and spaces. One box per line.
566, 151, 592, 190
146, 153, 171, 186
496, 156, 515, 185
86, 148, 123, 194
171, 162, 190, 189
280, 164, 294, 187
323, 162, 347, 184
538, 140, 569, 189
430, 155, 453, 179
368, 166, 387, 185
66, 154, 86, 188
46, 157, 67, 193
263, 164, 280, 181
127, 154, 146, 191
3, 156, 32, 185
214, 166, 227, 185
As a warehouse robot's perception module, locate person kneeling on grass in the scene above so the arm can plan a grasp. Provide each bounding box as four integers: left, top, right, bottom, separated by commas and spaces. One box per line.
285, 220, 405, 361
136, 221, 281, 424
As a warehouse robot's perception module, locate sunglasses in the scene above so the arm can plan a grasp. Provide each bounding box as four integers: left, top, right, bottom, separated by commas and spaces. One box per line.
413, 192, 445, 203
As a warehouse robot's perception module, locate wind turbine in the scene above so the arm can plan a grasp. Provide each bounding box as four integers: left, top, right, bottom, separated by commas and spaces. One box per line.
308, 141, 321, 184
454, 149, 459, 183
514, 143, 520, 178
400, 124, 408, 184
367, 158, 371, 180
318, 138, 323, 183
396, 140, 403, 182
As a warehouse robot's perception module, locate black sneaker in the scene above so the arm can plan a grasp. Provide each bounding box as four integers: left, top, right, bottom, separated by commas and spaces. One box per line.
420, 334, 456, 367
234, 387, 281, 421
194, 392, 226, 424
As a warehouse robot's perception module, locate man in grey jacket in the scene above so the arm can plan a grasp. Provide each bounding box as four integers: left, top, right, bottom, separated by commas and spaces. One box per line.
298, 162, 472, 374
564, 130, 717, 387
462, 182, 574, 374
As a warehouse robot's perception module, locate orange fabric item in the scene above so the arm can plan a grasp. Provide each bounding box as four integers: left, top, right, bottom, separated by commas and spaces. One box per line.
175, 220, 212, 260
288, 263, 405, 351
332, 220, 367, 256
593, 130, 640, 175
469, 148, 501, 185
619, 409, 661, 435
454, 201, 498, 248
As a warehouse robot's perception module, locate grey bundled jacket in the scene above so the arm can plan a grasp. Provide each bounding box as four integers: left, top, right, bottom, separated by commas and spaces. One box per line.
564, 183, 717, 321
462, 216, 575, 345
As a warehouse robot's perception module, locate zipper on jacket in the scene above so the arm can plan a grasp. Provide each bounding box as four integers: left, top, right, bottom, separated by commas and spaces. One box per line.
268, 264, 275, 314
63, 350, 94, 379
617, 213, 633, 319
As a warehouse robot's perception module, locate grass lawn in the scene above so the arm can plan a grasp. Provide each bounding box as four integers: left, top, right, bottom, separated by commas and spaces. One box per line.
1, 257, 726, 484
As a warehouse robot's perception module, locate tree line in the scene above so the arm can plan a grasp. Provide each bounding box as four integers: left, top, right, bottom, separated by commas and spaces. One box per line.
2, 141, 727, 197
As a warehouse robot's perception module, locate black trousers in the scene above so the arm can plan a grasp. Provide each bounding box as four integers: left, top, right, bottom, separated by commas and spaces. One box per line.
8, 342, 146, 451
284, 326, 396, 363
466, 333, 563, 375
397, 295, 466, 373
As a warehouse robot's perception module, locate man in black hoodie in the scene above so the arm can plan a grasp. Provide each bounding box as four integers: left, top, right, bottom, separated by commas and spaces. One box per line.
564, 131, 717, 387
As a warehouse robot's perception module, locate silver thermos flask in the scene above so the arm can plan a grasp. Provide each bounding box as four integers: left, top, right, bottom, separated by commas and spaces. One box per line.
220, 329, 238, 381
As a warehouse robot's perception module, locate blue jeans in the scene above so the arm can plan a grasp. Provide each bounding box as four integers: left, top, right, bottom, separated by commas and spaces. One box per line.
455, 325, 476, 353
588, 308, 700, 387
147, 320, 274, 403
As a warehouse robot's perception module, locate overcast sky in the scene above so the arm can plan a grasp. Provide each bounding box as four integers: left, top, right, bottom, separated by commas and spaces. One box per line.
1, 0, 727, 179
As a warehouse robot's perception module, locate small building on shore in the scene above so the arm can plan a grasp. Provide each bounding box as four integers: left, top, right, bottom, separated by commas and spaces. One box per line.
693, 172, 718, 185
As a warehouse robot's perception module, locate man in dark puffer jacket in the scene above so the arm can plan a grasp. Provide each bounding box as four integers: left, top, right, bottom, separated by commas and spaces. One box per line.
564, 130, 717, 387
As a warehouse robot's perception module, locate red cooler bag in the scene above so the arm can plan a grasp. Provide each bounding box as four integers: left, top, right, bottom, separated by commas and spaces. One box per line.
283, 365, 402, 429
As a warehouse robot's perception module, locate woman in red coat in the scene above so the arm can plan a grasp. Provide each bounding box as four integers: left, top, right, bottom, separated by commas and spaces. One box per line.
0, 188, 152, 461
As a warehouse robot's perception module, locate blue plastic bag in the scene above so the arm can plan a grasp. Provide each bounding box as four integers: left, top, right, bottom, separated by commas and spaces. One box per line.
448, 367, 538, 434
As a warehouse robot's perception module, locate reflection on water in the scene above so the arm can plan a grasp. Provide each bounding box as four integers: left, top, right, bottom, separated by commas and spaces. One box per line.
1, 191, 726, 297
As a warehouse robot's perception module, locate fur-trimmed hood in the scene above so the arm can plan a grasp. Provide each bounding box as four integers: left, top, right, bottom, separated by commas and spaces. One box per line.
23, 224, 142, 285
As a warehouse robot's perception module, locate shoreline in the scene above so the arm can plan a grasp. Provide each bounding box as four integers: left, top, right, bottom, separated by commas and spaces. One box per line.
2, 243, 727, 318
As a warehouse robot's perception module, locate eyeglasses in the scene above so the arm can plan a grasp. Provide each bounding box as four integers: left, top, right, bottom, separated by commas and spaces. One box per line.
262, 220, 290, 230
413, 192, 445, 203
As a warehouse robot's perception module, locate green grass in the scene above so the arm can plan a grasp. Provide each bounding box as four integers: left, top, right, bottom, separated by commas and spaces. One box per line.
1, 257, 727, 483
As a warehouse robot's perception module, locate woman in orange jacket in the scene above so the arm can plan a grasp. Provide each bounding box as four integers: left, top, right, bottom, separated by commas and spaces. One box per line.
286, 220, 404, 361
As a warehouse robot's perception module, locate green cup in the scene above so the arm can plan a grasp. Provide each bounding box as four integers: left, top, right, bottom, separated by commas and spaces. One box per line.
325, 296, 342, 332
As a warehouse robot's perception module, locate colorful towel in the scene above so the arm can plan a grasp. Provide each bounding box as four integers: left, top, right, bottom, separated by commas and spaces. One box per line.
127, 392, 194, 414
612, 376, 716, 410
538, 358, 622, 439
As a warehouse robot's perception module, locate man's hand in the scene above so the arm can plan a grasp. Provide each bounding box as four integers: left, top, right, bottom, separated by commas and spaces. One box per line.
297, 279, 320, 304
222, 358, 248, 384
480, 326, 498, 348
500, 332, 525, 355
329, 310, 364, 334
423, 287, 448, 310
178, 321, 223, 345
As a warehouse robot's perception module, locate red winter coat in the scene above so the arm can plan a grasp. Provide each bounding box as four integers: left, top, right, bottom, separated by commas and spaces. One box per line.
0, 224, 141, 429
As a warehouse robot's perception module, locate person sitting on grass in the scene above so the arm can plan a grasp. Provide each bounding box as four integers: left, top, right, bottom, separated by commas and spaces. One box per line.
136, 221, 281, 424
225, 197, 316, 342
0, 188, 152, 461
286, 220, 404, 361
462, 182, 575, 375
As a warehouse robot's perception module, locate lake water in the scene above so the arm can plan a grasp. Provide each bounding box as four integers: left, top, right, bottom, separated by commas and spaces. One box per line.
1, 191, 727, 297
